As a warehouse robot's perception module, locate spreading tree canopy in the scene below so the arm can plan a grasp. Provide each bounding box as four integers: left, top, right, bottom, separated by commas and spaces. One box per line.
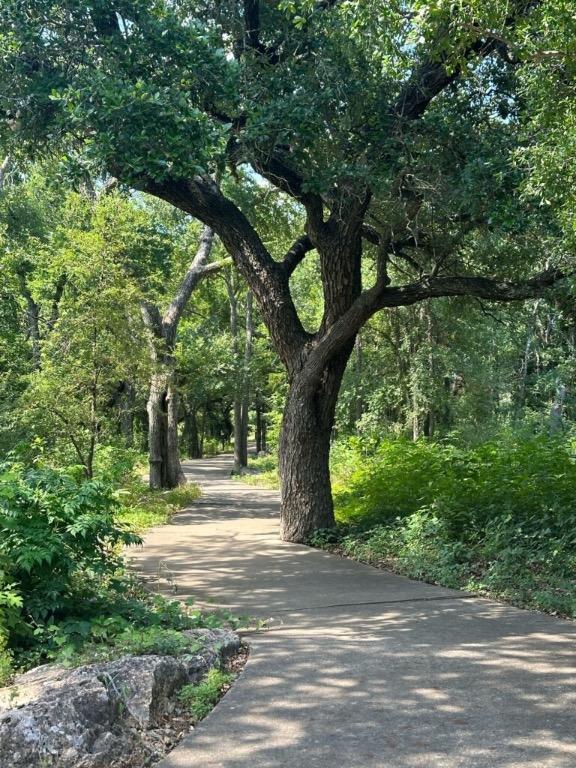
1, 0, 573, 539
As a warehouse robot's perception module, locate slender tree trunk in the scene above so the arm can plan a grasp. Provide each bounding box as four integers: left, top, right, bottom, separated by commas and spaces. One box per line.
423, 303, 435, 438
423, 411, 435, 438
119, 381, 135, 447
0, 155, 10, 190
26, 295, 41, 371
184, 403, 201, 458
138, 409, 149, 453
239, 290, 253, 465
550, 382, 566, 435
279, 346, 353, 542
255, 399, 264, 453
19, 280, 41, 370
199, 403, 207, 456
226, 272, 250, 471
353, 333, 364, 429
411, 393, 420, 441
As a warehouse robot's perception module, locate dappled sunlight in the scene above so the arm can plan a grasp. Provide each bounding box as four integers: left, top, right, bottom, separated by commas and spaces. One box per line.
131, 455, 576, 768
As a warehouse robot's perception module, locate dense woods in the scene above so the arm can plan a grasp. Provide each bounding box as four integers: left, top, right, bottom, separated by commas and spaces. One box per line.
1, 0, 576, 681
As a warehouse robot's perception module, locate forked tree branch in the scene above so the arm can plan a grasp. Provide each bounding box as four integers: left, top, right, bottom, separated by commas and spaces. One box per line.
142, 174, 312, 370
162, 226, 215, 345
303, 269, 566, 384
281, 235, 314, 277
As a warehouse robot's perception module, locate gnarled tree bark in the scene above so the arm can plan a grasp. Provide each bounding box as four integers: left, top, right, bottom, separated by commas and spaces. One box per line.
135, 0, 563, 539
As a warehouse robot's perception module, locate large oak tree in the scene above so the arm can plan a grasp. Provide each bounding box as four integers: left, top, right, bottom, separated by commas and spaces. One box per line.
1, 0, 571, 540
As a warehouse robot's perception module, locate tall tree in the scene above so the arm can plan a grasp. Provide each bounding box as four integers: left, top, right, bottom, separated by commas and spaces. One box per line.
141, 225, 219, 488
1, 0, 570, 539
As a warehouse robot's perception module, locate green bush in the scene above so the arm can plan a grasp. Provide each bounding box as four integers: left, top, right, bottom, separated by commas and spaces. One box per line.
0, 635, 13, 686
333, 438, 448, 526
92, 445, 142, 484
333, 436, 576, 536
318, 436, 576, 618
10, 572, 242, 670
203, 438, 224, 457
178, 668, 233, 721
118, 480, 201, 530
0, 464, 140, 646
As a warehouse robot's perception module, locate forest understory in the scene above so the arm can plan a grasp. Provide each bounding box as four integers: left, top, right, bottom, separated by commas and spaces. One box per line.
2, 0, 576, 712
246, 436, 576, 620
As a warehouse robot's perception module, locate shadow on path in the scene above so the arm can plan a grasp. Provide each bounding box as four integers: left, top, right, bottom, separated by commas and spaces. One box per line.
128, 454, 576, 768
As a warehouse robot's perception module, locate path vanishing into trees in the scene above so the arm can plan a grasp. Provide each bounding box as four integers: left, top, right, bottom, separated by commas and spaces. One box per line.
129, 455, 576, 768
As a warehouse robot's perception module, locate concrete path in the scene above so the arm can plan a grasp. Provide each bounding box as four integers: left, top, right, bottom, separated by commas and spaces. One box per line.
129, 455, 576, 768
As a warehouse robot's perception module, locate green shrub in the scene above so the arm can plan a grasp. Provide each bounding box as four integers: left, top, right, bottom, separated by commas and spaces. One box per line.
92, 445, 142, 484
333, 438, 448, 526
11, 575, 241, 670
241, 453, 279, 489
0, 464, 140, 645
0, 635, 13, 686
118, 481, 201, 530
0, 457, 237, 677
0, 572, 23, 641
178, 668, 233, 721
333, 436, 576, 535
203, 438, 222, 457
317, 436, 576, 618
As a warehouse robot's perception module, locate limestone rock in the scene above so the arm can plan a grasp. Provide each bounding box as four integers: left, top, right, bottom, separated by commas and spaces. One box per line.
97, 655, 188, 728
182, 628, 242, 682
0, 628, 241, 768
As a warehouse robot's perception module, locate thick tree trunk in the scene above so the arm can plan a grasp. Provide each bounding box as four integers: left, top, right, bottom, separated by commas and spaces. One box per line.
279, 347, 352, 542
142, 226, 216, 488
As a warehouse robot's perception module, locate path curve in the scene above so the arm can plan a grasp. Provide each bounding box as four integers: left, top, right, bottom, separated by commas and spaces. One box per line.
129, 454, 576, 768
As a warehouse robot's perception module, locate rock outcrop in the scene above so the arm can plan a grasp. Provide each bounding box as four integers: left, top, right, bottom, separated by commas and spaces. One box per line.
0, 628, 240, 768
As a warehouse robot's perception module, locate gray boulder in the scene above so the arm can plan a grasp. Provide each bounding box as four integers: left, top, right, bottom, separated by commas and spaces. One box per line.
182, 628, 241, 681
0, 628, 241, 768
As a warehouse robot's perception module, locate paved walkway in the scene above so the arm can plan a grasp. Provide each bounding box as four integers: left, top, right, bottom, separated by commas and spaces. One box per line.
129, 455, 576, 768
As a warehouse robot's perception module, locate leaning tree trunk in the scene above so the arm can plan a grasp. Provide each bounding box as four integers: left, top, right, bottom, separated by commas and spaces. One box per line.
141, 226, 217, 488
279, 346, 353, 542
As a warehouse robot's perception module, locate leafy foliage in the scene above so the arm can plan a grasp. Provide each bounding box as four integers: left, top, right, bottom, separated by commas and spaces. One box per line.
0, 464, 140, 634
178, 668, 234, 722
118, 478, 201, 531
309, 436, 576, 617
